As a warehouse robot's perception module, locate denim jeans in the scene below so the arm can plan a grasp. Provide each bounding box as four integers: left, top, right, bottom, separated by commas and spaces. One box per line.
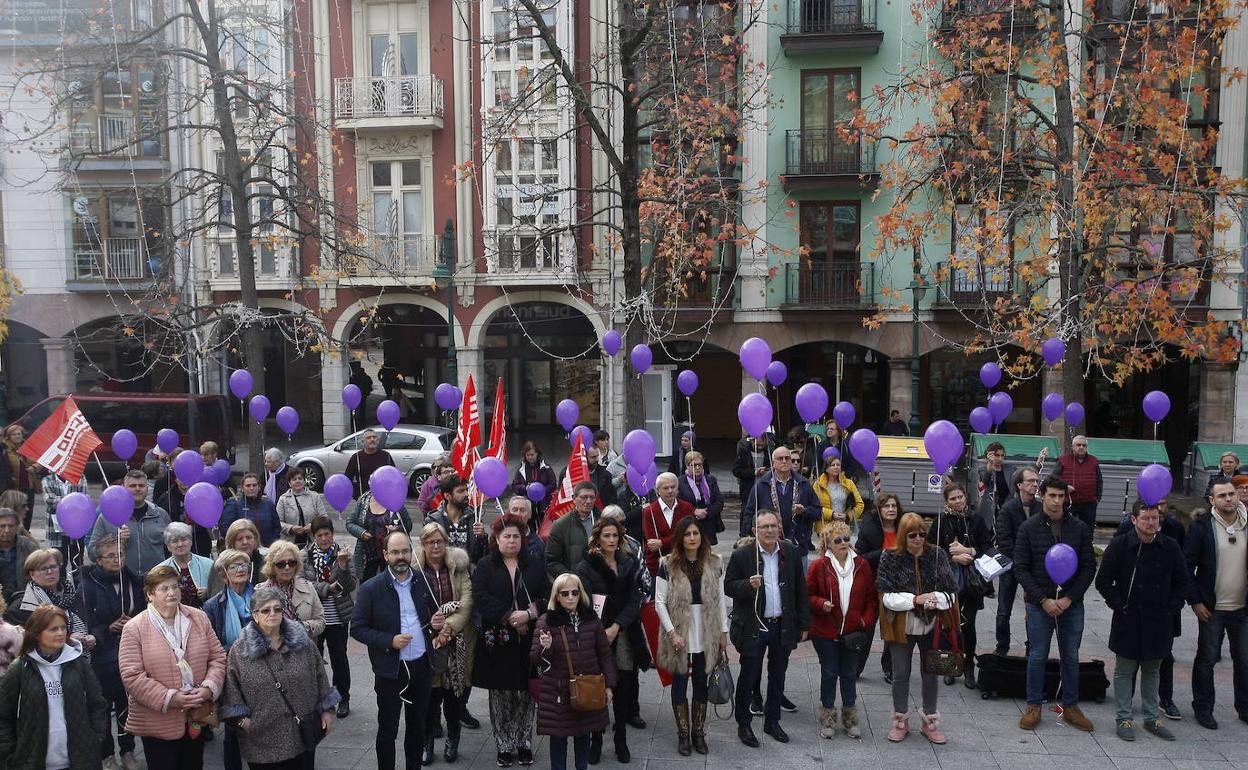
995, 571, 1020, 652
735, 618, 790, 725
1114, 656, 1161, 722
1191, 607, 1248, 717
811, 637, 860, 708
1024, 602, 1085, 706
669, 652, 707, 705
549, 734, 590, 770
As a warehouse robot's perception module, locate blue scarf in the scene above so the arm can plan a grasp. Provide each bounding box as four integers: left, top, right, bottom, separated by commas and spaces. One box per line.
224, 585, 254, 647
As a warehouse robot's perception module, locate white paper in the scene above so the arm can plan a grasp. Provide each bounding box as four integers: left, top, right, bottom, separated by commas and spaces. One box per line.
592, 593, 607, 617
975, 552, 1011, 581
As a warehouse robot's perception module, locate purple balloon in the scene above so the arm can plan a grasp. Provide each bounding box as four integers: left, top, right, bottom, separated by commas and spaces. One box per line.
276, 406, 299, 436
602, 330, 623, 357
979, 362, 1003, 389
627, 462, 659, 496
371, 465, 408, 510
1042, 392, 1065, 422
1042, 337, 1066, 368
1142, 390, 1171, 422
795, 383, 829, 424
342, 384, 362, 410
99, 484, 133, 527
211, 459, 232, 487
848, 429, 880, 473
56, 492, 95, 540
923, 419, 964, 475
822, 446, 840, 462
172, 450, 204, 485
832, 401, 856, 430
622, 429, 657, 470
377, 399, 401, 430
766, 361, 788, 387
1138, 463, 1173, 506
677, 369, 699, 397
630, 344, 653, 374
323, 474, 353, 512
738, 392, 773, 438
156, 428, 179, 454
111, 429, 138, 461
184, 482, 224, 529
570, 425, 594, 450
969, 406, 993, 434
1065, 402, 1086, 426
988, 391, 1014, 425
556, 399, 580, 433
739, 337, 772, 381
229, 369, 254, 400
472, 457, 509, 499
435, 383, 462, 411
249, 395, 271, 424
1045, 543, 1078, 585
526, 482, 547, 502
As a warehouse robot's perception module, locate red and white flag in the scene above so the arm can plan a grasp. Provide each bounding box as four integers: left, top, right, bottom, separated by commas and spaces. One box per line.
486, 378, 507, 464
540, 435, 589, 539
19, 397, 102, 484
451, 376, 481, 479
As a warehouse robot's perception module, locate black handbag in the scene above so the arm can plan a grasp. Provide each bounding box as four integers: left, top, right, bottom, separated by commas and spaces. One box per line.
840, 630, 870, 652
264, 656, 324, 753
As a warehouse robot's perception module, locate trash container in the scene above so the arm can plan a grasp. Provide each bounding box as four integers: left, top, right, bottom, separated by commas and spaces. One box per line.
965, 433, 1060, 524
1181, 442, 1248, 496
1084, 437, 1170, 524
871, 437, 949, 515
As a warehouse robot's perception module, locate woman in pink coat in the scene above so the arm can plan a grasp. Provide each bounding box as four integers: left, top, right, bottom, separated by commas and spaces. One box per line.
118, 565, 226, 770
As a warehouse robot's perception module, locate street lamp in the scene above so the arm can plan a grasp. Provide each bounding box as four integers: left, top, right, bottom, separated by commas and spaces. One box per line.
431, 218, 458, 384
909, 278, 928, 434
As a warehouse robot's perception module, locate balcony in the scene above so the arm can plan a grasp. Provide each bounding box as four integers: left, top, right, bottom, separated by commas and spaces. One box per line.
71, 238, 151, 286
652, 267, 740, 313
339, 235, 440, 283
782, 261, 874, 307
782, 0, 883, 54
783, 132, 879, 191
212, 241, 301, 286
334, 76, 445, 131
484, 231, 575, 276
933, 259, 1016, 306
939, 0, 1038, 30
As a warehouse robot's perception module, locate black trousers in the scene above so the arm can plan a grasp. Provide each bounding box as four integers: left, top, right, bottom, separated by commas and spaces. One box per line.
427, 686, 463, 740
96, 668, 134, 758
141, 733, 204, 770
375, 657, 432, 770
318, 623, 352, 701
612, 668, 640, 737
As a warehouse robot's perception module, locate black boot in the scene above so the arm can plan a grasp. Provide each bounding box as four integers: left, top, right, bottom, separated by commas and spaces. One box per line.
423, 735, 436, 765
445, 722, 460, 762
964, 657, 977, 690
589, 731, 602, 765
614, 725, 631, 764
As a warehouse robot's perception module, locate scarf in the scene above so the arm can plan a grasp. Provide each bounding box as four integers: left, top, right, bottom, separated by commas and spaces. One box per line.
177, 563, 201, 608
147, 606, 195, 690
25, 583, 88, 638
263, 579, 299, 620
827, 549, 856, 627
875, 547, 957, 623
224, 585, 253, 647
685, 472, 710, 504
363, 495, 399, 562
309, 542, 339, 581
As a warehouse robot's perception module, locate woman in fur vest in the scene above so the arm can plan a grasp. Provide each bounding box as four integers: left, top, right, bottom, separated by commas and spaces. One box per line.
654, 515, 728, 756
876, 512, 958, 746
575, 516, 651, 763
531, 573, 617, 770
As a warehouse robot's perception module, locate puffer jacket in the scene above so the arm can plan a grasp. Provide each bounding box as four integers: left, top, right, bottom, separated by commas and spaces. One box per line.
806, 552, 877, 641
994, 494, 1041, 559
1013, 510, 1096, 607
0, 641, 109, 770
77, 564, 146, 670
529, 607, 618, 737
812, 473, 865, 531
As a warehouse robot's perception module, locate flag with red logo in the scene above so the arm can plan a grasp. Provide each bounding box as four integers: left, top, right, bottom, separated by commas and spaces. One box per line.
19, 397, 102, 484
539, 435, 588, 539
485, 378, 507, 464
451, 376, 480, 479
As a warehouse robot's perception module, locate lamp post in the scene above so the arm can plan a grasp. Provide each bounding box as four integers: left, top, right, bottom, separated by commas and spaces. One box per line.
909, 278, 928, 434
432, 218, 458, 384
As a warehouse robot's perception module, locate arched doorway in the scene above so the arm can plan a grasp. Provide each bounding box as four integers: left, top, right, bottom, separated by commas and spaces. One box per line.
1083, 357, 1198, 467
219, 309, 324, 430
69, 318, 188, 393
773, 341, 891, 434
1, 321, 50, 420
921, 346, 1040, 436
345, 303, 451, 425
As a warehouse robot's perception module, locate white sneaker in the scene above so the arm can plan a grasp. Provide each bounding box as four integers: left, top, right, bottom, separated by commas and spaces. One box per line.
120, 752, 143, 770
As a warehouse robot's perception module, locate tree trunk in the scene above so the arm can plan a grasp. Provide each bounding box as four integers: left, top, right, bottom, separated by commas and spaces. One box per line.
619, 42, 645, 429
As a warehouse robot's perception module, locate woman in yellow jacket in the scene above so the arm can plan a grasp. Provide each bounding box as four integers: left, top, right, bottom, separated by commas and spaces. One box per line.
813, 456, 865, 535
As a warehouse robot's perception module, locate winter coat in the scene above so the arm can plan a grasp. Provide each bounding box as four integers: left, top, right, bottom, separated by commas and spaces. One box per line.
221, 495, 282, 546
742, 472, 823, 552
258, 577, 326, 639
854, 512, 894, 572
425, 504, 488, 563
812, 473, 865, 531
1013, 511, 1096, 607
276, 489, 332, 544
0, 534, 39, 601
350, 569, 434, 680
413, 545, 478, 688
994, 494, 1042, 561
220, 620, 340, 765
875, 545, 959, 643
77, 564, 146, 670
724, 537, 811, 657
302, 543, 358, 622
90, 502, 172, 575
346, 494, 414, 578
676, 474, 725, 545
732, 438, 773, 503
0, 641, 109, 770
641, 499, 694, 575
575, 550, 652, 672
1095, 529, 1189, 661
929, 506, 996, 611
655, 553, 725, 676
471, 550, 551, 691
1184, 510, 1234, 609
511, 461, 557, 515
530, 608, 618, 737
546, 511, 597, 582
118, 606, 227, 740
806, 553, 878, 641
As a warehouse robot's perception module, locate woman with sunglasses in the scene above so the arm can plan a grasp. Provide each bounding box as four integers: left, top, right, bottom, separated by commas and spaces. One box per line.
875, 512, 958, 745
258, 541, 326, 641
930, 482, 994, 690
531, 573, 617, 770
854, 492, 901, 681
806, 521, 876, 740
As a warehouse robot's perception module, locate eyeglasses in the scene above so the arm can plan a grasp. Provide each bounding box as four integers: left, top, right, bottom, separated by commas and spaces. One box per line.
33, 564, 60, 574
907, 532, 928, 540
831, 537, 851, 545
226, 562, 251, 572
274, 560, 298, 569
96, 553, 120, 562
558, 589, 581, 598
254, 607, 283, 616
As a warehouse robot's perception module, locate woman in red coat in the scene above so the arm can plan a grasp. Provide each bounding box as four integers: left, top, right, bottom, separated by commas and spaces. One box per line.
531, 573, 617, 770
806, 521, 877, 740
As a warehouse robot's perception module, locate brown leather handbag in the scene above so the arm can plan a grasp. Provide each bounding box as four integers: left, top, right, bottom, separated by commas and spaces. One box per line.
920, 611, 965, 678
559, 627, 608, 712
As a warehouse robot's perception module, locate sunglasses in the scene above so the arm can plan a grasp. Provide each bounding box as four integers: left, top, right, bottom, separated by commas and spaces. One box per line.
254, 607, 283, 616
274, 560, 299, 569
558, 589, 581, 598
831, 537, 851, 545
907, 532, 927, 540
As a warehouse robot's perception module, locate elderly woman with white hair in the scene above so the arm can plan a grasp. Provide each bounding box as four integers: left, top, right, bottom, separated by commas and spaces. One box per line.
262, 448, 290, 504
157, 522, 214, 609
258, 540, 325, 640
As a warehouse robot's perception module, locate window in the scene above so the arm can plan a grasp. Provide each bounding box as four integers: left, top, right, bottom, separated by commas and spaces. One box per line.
70, 191, 165, 280
370, 160, 425, 265
797, 202, 860, 303
66, 61, 164, 158
799, 70, 860, 172
949, 203, 1012, 296
493, 137, 559, 228
218, 243, 236, 275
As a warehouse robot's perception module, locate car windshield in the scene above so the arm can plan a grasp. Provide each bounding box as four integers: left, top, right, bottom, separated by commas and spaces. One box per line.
438, 432, 453, 450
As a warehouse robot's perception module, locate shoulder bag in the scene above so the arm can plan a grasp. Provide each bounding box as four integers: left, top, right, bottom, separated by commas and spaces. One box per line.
263, 654, 324, 753
920, 610, 964, 678
558, 626, 608, 712
707, 648, 734, 707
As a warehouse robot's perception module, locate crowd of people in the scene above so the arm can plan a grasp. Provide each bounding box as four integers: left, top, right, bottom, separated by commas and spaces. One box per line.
0, 428, 1245, 770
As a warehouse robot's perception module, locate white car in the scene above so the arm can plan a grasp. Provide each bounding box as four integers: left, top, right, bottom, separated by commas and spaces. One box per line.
289, 424, 454, 496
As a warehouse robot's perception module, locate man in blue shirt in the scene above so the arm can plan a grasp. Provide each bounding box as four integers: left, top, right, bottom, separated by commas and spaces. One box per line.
352, 530, 434, 770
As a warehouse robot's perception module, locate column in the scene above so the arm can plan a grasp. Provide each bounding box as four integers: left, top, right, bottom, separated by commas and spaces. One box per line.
1236, 363, 1248, 443
457, 346, 484, 397
40, 338, 76, 396
319, 350, 347, 442
1200, 363, 1236, 442
888, 357, 912, 428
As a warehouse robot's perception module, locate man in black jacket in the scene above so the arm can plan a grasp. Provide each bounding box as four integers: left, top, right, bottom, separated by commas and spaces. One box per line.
725, 510, 810, 747
732, 435, 771, 512
993, 467, 1040, 655
1014, 475, 1097, 733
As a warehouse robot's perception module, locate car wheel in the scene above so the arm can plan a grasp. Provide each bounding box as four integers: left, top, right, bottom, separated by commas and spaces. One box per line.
409, 468, 431, 497
299, 462, 324, 491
